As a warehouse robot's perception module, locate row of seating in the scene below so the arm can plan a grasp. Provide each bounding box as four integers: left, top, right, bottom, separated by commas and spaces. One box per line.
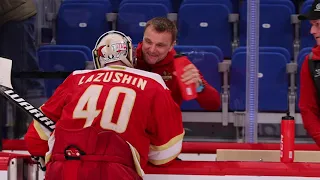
105, 0, 240, 13
47, 0, 314, 60
37, 45, 311, 113
180, 46, 298, 113
60, 0, 307, 14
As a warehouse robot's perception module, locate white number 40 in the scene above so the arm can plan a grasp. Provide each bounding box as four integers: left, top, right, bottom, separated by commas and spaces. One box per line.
73, 85, 136, 133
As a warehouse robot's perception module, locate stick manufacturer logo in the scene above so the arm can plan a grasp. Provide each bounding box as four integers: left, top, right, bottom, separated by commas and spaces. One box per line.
3, 89, 55, 130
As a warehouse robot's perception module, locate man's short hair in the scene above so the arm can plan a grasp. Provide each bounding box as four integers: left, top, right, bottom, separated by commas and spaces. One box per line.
144, 17, 177, 43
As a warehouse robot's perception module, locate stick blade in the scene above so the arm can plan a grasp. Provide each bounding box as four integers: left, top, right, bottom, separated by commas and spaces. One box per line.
0, 57, 13, 89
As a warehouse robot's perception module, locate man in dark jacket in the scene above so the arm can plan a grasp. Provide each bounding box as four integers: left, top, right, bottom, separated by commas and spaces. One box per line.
0, 0, 45, 139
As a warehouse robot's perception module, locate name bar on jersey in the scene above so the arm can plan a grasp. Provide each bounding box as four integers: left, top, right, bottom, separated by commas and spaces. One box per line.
78, 71, 148, 91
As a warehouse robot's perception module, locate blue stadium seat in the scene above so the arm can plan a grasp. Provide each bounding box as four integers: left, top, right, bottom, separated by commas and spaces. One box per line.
171, 0, 183, 12
182, 0, 238, 12
230, 0, 239, 13
63, 0, 110, 2
38, 45, 92, 60
38, 45, 92, 97
177, 2, 232, 58
258, 0, 295, 11
297, 47, 312, 64
63, 0, 118, 12
296, 47, 312, 112
182, 0, 233, 11
180, 52, 222, 111
233, 46, 291, 63
229, 51, 289, 112
239, 0, 295, 58
174, 45, 224, 61
120, 0, 173, 10
109, 0, 122, 12
300, 0, 314, 49
117, 3, 171, 44
56, 1, 112, 49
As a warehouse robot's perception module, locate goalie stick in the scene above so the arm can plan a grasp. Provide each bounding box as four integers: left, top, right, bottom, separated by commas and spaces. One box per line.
0, 85, 49, 170
0, 57, 55, 132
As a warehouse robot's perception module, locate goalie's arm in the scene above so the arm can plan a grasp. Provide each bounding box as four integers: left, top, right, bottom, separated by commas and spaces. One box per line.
148, 87, 185, 166
24, 75, 74, 156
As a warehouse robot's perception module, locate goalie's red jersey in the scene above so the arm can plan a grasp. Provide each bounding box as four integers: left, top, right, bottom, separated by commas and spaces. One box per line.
24, 65, 184, 179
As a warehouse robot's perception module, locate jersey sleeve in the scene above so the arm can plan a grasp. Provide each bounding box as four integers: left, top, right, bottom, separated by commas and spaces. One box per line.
147, 86, 185, 166
24, 74, 74, 156
182, 57, 220, 111
196, 71, 221, 110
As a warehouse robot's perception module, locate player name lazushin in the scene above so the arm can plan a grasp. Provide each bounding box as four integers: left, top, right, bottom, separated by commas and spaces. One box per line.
4, 89, 55, 130
78, 71, 148, 90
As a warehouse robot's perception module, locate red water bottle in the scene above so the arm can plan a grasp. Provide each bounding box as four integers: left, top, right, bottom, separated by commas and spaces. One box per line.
173, 58, 197, 101
280, 112, 295, 163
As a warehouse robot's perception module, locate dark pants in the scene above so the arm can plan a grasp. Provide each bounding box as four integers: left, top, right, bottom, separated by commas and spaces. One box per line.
0, 15, 46, 139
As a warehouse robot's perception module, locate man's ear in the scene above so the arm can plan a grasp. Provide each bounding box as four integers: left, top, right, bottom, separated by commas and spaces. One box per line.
169, 40, 176, 51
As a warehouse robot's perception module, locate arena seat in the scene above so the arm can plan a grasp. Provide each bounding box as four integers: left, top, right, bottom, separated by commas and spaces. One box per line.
229, 50, 289, 112
117, 2, 171, 44
107, 0, 122, 12
38, 44, 92, 59
179, 52, 222, 111
174, 45, 224, 61
233, 46, 291, 63
300, 0, 314, 49
177, 1, 233, 58
239, 0, 295, 58
297, 47, 313, 64
38, 45, 92, 97
120, 0, 173, 10
64, 0, 118, 11
296, 47, 312, 112
56, 0, 112, 49
181, 0, 233, 10
63, 0, 110, 2
182, 0, 239, 12
171, 0, 183, 12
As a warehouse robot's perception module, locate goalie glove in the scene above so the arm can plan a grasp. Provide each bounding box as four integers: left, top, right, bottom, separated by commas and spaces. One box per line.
31, 156, 46, 171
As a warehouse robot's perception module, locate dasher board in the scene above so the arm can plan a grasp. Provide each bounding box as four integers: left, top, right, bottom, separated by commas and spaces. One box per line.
216, 149, 320, 162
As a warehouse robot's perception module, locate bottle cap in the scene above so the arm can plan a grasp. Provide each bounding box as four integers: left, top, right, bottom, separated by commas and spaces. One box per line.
282, 112, 294, 120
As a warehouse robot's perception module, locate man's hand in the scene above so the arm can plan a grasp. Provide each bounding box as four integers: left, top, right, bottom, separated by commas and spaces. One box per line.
180, 64, 202, 88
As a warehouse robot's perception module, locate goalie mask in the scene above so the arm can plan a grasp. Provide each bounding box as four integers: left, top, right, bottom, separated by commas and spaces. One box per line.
93, 30, 135, 69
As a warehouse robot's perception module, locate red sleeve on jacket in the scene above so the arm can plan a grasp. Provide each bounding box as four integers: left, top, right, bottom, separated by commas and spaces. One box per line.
299, 56, 320, 146
183, 58, 221, 111
24, 74, 74, 156
196, 72, 221, 111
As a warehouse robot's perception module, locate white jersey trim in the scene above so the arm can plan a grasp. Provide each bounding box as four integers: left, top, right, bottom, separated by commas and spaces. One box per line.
148, 139, 183, 161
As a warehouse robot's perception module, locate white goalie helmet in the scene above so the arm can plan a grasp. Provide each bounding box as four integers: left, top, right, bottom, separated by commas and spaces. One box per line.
92, 30, 135, 69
